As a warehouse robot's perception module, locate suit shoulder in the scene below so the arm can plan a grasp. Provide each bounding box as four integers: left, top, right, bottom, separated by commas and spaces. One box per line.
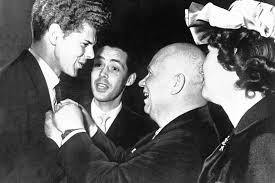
121, 105, 157, 128
121, 105, 147, 122
0, 50, 30, 80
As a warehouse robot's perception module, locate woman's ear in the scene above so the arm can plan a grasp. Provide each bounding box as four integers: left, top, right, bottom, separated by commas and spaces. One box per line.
48, 23, 63, 46
171, 73, 185, 95
126, 73, 137, 86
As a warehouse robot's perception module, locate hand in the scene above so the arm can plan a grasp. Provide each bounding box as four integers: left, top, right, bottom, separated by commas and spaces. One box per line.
79, 103, 98, 136
53, 100, 84, 133
60, 99, 97, 136
44, 111, 62, 147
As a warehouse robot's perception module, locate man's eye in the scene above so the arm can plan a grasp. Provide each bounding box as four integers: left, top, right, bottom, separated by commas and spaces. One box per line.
94, 62, 102, 67
111, 66, 119, 72
82, 43, 89, 47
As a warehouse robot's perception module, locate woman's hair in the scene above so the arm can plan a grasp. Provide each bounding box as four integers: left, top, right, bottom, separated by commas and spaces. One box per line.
208, 27, 275, 97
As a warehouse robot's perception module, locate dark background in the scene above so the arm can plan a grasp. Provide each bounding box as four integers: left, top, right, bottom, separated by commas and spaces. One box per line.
0, 0, 234, 139
0, 0, 234, 67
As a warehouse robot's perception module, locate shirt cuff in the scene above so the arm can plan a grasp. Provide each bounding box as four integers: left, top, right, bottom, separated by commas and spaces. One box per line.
89, 125, 98, 138
61, 129, 86, 146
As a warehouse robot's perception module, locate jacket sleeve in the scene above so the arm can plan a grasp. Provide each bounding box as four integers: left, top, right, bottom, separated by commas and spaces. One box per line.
91, 129, 131, 162
59, 130, 202, 183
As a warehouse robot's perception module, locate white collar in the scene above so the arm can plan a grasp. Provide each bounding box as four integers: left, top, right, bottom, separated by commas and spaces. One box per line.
91, 98, 122, 132
152, 127, 164, 140
28, 48, 60, 90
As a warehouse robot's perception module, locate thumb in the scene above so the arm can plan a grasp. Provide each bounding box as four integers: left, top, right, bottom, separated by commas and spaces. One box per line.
45, 111, 53, 121
79, 104, 95, 126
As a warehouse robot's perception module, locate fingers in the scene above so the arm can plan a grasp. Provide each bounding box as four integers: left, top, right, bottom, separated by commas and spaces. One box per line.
54, 103, 63, 113
45, 110, 58, 129
45, 110, 61, 134
54, 99, 80, 113
45, 110, 53, 122
60, 98, 79, 106
80, 104, 96, 128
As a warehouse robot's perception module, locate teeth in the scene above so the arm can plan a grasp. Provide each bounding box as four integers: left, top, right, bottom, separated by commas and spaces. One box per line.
97, 83, 108, 89
143, 91, 149, 98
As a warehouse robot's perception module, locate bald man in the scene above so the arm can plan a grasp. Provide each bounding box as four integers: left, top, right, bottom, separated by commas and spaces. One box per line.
45, 43, 219, 183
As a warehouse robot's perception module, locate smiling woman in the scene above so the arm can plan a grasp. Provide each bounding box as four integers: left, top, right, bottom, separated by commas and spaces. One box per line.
186, 0, 275, 182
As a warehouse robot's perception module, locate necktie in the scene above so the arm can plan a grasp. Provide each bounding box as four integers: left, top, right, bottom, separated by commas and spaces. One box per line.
99, 113, 110, 133
54, 82, 62, 104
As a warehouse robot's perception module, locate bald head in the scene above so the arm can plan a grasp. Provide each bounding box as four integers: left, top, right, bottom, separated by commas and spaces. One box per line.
139, 43, 206, 126
151, 43, 205, 87
153, 43, 204, 64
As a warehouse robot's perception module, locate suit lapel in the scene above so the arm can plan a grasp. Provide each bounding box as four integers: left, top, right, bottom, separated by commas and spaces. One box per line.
106, 106, 126, 138
22, 50, 51, 111
131, 110, 200, 153
83, 100, 92, 115
131, 131, 156, 151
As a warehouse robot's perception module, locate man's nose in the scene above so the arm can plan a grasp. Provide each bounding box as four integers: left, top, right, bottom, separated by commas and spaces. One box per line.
85, 45, 95, 60
99, 66, 108, 78
138, 77, 146, 87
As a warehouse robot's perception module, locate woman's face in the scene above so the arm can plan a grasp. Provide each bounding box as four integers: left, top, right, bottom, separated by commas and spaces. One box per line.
202, 46, 239, 104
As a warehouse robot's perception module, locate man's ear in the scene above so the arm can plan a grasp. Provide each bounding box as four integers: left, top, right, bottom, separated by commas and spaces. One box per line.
125, 73, 137, 86
48, 23, 63, 46
171, 73, 185, 95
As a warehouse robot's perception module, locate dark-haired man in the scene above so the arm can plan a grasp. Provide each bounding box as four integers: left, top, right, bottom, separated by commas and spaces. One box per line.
0, 0, 110, 182
82, 43, 157, 149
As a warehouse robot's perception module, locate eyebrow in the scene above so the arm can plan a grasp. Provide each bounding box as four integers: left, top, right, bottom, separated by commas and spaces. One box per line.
110, 59, 126, 69
85, 39, 96, 45
94, 56, 126, 69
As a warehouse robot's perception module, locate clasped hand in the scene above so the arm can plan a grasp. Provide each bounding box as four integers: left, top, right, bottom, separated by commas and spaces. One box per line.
53, 99, 84, 133
44, 99, 96, 142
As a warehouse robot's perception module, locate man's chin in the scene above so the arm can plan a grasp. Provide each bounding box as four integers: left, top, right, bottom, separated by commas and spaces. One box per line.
143, 105, 150, 115
66, 69, 78, 77
93, 95, 111, 102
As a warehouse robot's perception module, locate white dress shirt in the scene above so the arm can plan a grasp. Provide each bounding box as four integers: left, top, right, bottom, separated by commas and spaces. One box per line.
28, 48, 60, 110
29, 48, 62, 146
90, 98, 122, 133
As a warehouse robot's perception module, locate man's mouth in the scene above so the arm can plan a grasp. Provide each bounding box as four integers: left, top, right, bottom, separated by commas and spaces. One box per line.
143, 90, 149, 99
95, 78, 110, 92
96, 83, 108, 89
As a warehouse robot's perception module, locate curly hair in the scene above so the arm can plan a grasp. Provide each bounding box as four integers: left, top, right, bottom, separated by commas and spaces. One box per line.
208, 27, 275, 97
31, 0, 111, 41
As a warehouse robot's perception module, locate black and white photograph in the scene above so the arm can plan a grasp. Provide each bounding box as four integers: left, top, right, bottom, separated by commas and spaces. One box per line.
0, 0, 275, 182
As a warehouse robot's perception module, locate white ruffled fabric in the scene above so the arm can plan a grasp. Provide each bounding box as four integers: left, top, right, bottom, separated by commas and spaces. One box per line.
185, 0, 275, 44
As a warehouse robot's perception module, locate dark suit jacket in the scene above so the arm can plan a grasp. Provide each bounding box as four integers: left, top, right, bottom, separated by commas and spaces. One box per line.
0, 50, 63, 182
199, 94, 275, 183
59, 105, 219, 183
84, 101, 158, 149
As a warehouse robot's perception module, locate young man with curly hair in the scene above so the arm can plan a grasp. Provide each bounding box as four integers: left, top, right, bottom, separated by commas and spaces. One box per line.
0, 0, 111, 182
